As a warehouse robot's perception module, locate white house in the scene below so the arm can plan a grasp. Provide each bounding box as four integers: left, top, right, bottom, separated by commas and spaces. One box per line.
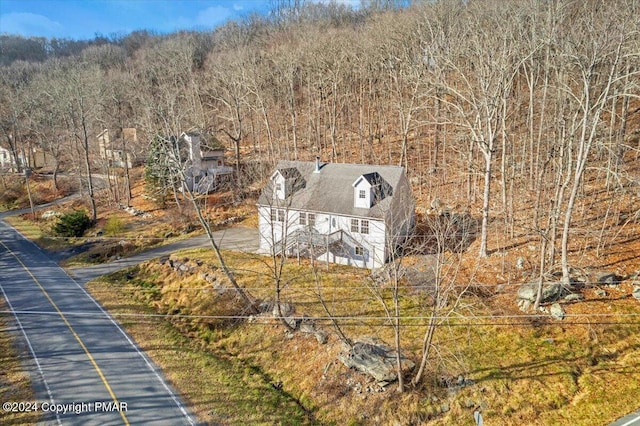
181, 131, 233, 193
0, 145, 33, 172
257, 158, 415, 269
0, 146, 17, 172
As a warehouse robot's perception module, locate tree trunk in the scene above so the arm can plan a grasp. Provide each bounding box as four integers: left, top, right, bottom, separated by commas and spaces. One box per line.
479, 149, 492, 258
81, 115, 97, 222
412, 310, 437, 387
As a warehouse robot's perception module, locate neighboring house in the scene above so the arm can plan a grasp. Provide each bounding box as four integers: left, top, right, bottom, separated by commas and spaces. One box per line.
0, 146, 17, 172
97, 128, 137, 169
181, 131, 233, 193
257, 158, 415, 269
0, 145, 38, 172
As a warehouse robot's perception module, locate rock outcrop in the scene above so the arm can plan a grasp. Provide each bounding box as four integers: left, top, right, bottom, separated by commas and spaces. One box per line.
517, 280, 570, 311
339, 338, 415, 384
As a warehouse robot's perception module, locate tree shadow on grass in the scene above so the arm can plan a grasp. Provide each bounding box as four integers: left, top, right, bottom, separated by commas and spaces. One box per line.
470, 341, 640, 384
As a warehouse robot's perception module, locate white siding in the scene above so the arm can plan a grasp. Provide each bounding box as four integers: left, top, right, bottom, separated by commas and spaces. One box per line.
258, 206, 297, 253
316, 217, 386, 269
258, 206, 274, 252
258, 204, 387, 268
272, 172, 287, 200
352, 177, 373, 209
257, 164, 415, 270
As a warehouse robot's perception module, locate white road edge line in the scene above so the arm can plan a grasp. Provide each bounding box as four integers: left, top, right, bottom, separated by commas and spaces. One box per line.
5, 220, 197, 426
0, 272, 62, 426
618, 414, 640, 426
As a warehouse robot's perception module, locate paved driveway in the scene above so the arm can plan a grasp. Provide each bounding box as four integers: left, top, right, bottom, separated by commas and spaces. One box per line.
68, 227, 259, 284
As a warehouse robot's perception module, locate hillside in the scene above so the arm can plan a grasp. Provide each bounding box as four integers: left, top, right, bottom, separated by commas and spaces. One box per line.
81, 178, 640, 425
1, 0, 639, 424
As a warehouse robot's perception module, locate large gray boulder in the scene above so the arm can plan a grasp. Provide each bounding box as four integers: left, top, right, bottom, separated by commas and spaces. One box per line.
339, 339, 415, 384
517, 280, 570, 309
632, 286, 640, 301
596, 272, 621, 287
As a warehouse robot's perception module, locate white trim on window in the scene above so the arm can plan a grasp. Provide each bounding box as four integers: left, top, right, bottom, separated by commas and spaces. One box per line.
360, 219, 369, 234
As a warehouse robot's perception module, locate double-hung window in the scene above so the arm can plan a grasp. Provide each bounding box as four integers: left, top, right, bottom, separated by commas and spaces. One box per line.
271, 208, 285, 222
360, 220, 369, 234
351, 218, 370, 234
300, 212, 316, 227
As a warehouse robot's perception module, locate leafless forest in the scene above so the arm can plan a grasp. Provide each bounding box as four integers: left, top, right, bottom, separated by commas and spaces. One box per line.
3, 0, 638, 281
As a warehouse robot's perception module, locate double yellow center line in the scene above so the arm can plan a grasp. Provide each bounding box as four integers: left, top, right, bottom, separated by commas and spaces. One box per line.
0, 239, 130, 425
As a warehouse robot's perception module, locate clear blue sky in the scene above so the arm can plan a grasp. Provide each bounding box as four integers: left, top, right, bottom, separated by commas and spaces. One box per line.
0, 0, 278, 40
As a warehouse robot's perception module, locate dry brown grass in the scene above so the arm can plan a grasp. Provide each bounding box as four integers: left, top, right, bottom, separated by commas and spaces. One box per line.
84, 239, 640, 425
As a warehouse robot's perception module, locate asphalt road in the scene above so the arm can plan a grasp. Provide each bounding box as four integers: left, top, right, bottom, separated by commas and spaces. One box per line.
610, 410, 640, 426
0, 220, 197, 425
0, 193, 81, 220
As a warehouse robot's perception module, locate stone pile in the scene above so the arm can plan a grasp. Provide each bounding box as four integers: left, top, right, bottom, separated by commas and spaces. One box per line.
516, 269, 640, 318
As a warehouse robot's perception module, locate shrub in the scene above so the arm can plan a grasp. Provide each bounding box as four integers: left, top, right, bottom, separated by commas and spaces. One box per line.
53, 211, 92, 237
103, 216, 124, 236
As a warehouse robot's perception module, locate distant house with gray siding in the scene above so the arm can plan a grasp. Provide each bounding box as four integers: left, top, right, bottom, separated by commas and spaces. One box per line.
257, 158, 415, 269
181, 131, 233, 193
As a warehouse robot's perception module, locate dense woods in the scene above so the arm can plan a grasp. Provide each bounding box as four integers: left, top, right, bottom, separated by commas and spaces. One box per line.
1, 0, 639, 285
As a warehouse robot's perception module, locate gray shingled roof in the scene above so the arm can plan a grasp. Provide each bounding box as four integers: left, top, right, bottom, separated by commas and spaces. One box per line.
257, 161, 406, 219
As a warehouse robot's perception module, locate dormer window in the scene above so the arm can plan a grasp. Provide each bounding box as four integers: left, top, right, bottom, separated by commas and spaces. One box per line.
352, 172, 392, 209
271, 167, 305, 201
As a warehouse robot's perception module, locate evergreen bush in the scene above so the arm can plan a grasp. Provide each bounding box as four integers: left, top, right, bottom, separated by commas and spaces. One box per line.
53, 211, 92, 237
